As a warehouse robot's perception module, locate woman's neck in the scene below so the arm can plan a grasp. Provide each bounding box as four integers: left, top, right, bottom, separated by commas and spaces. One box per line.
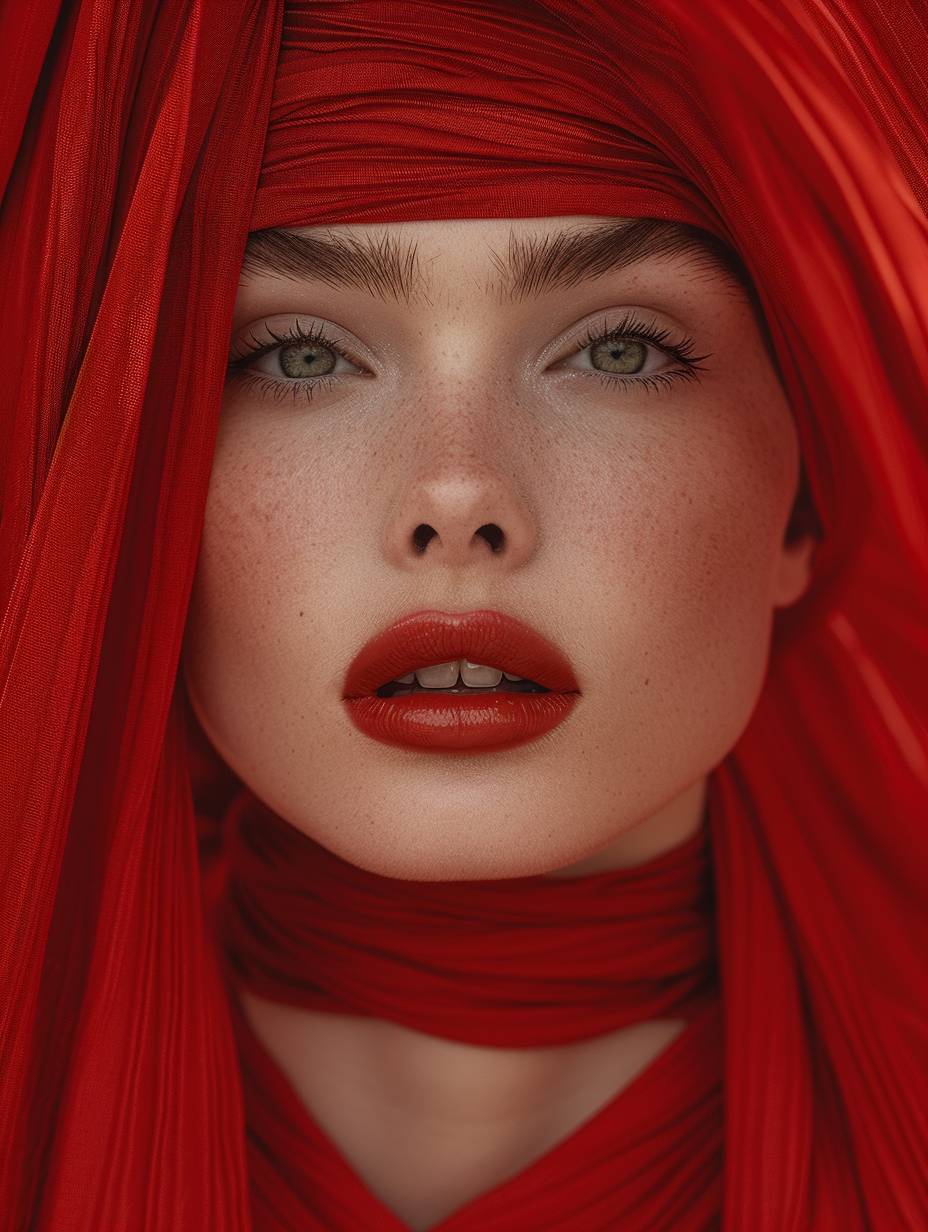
543, 776, 708, 875
239, 989, 687, 1229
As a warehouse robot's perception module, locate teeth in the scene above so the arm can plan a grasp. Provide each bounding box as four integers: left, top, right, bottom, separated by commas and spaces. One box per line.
397, 659, 525, 689
414, 661, 460, 689
461, 659, 503, 688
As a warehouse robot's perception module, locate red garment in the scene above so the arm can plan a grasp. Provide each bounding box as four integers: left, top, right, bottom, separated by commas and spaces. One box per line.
1, 2, 927, 1230
209, 783, 722, 1228
226, 976, 723, 1230
214, 786, 717, 1046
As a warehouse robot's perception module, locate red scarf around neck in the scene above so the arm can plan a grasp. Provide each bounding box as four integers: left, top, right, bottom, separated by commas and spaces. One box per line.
206, 782, 722, 1229
213, 786, 718, 1046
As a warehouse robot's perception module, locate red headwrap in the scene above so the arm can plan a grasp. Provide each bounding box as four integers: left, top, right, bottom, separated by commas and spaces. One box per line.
1, 2, 926, 1229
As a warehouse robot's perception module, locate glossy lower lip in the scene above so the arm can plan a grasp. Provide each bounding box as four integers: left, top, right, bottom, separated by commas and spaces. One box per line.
343, 690, 579, 752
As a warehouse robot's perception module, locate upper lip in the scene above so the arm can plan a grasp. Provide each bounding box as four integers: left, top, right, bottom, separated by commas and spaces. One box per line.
342, 609, 581, 699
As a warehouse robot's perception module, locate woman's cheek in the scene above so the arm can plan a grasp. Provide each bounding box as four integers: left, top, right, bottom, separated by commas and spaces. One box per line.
585, 416, 788, 730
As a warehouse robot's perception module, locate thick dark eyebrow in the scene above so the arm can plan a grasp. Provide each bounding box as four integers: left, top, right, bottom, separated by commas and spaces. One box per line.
239, 219, 749, 304
240, 228, 424, 303
489, 218, 749, 302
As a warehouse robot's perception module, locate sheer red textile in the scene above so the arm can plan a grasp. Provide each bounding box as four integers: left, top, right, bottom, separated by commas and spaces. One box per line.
1, 2, 927, 1230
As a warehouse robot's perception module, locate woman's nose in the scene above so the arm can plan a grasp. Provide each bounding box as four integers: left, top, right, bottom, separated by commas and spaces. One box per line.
381, 464, 538, 573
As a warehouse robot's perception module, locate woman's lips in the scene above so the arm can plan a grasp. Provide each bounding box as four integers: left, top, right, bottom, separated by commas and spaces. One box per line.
341, 609, 581, 752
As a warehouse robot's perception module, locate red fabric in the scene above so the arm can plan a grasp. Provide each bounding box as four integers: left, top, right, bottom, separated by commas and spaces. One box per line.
1, 2, 927, 1230
214, 785, 717, 1047
250, 0, 719, 233
225, 976, 723, 1230
208, 779, 721, 1227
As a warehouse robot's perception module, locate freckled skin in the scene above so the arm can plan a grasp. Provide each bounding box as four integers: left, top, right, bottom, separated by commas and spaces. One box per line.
182, 214, 815, 881
179, 217, 817, 1222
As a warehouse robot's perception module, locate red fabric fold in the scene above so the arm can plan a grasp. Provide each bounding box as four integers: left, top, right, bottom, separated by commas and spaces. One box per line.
226, 976, 723, 1231
211, 781, 722, 1227
1, 2, 926, 1229
215, 786, 717, 1047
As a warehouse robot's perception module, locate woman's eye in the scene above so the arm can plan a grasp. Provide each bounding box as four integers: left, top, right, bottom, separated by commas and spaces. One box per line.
556, 314, 709, 393
256, 338, 361, 380
246, 329, 362, 380
579, 335, 650, 372
564, 335, 663, 377
226, 322, 365, 404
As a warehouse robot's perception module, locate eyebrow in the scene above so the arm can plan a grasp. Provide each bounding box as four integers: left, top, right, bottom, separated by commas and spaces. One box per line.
239, 218, 749, 304
487, 219, 748, 302
240, 228, 424, 302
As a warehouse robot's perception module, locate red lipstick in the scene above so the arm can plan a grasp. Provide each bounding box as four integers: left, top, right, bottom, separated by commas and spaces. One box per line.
342, 609, 581, 752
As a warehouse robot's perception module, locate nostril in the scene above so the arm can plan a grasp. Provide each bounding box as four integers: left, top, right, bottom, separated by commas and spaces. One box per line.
478, 524, 504, 552
412, 524, 436, 553
410, 524, 504, 554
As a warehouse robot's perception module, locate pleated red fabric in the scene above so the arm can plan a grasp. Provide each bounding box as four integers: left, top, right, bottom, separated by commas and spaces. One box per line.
226, 981, 724, 1230
1, 2, 927, 1230
206, 780, 723, 1228
214, 784, 717, 1047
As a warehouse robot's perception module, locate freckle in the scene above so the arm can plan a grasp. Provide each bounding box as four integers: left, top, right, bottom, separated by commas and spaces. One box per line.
299, 610, 304, 617
644, 678, 649, 685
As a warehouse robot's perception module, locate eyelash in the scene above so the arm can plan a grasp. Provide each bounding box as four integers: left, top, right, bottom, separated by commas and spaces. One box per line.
226, 312, 710, 406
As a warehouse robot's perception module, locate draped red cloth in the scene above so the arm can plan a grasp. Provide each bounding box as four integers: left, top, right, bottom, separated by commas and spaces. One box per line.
229, 996, 723, 1231
213, 787, 718, 1047
208, 783, 722, 1228
1, 2, 927, 1230
231, 1000, 724, 1232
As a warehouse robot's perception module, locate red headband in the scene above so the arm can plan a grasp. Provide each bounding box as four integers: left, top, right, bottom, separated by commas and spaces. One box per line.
251, 1, 718, 232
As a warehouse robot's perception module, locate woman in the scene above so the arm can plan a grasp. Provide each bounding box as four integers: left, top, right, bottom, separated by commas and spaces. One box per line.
1, 2, 925, 1229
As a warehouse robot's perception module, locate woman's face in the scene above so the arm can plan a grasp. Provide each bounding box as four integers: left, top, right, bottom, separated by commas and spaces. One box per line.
181, 215, 815, 880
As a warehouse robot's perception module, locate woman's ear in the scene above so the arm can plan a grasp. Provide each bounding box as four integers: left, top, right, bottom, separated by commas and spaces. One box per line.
773, 459, 821, 608
772, 531, 817, 608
